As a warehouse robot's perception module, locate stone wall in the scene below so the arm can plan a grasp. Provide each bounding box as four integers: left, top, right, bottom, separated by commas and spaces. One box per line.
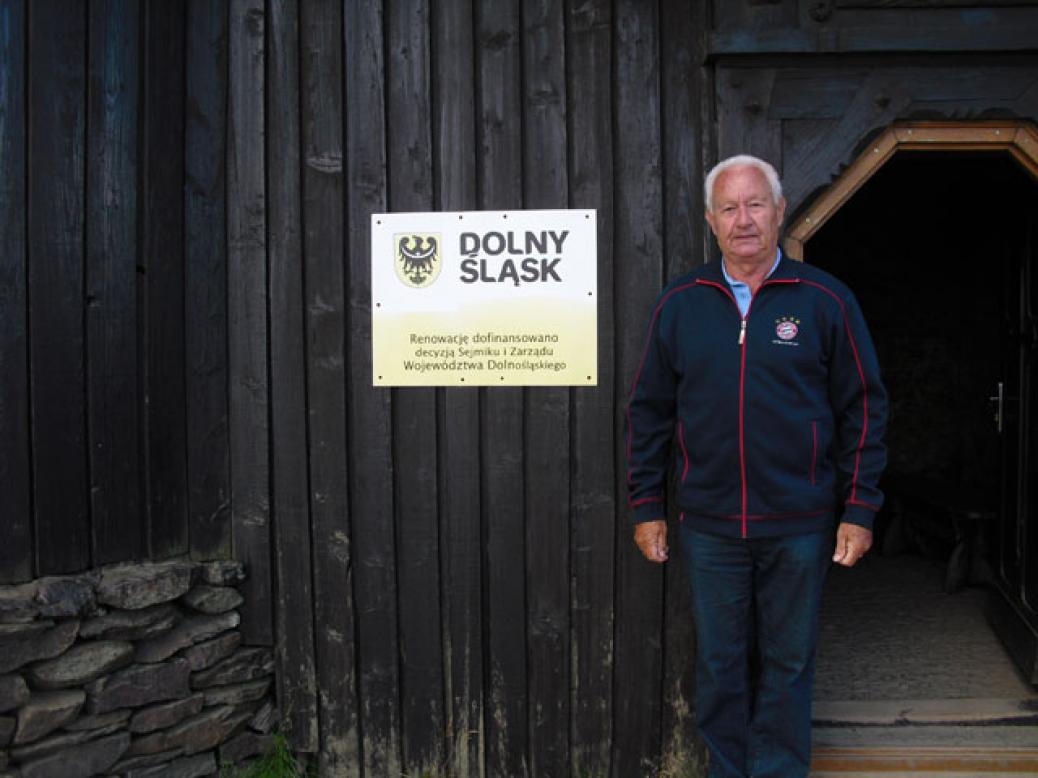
0, 561, 278, 778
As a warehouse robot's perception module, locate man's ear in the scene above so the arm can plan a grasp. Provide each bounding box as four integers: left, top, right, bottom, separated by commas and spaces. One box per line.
705, 209, 717, 237
776, 196, 787, 225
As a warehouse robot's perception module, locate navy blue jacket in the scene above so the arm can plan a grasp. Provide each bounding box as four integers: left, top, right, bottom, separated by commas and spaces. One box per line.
626, 256, 887, 539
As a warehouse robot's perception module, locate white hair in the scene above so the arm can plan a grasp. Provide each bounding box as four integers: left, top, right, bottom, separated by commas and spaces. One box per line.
704, 155, 783, 212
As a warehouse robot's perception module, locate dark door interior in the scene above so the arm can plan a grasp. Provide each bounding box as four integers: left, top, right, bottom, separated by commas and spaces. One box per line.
804, 150, 1038, 684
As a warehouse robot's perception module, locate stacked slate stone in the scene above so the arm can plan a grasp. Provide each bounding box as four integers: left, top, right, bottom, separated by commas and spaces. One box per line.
0, 560, 279, 778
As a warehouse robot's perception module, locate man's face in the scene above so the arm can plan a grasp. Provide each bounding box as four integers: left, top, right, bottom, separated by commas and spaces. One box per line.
705, 165, 786, 266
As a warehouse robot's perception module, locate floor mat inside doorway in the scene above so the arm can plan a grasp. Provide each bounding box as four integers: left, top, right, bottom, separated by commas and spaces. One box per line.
814, 553, 1034, 702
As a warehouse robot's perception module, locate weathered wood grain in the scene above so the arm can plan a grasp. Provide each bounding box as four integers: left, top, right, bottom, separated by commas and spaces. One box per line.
0, 0, 32, 583
344, 0, 401, 773
300, 0, 359, 772
715, 67, 781, 169
611, 0, 666, 775
228, 0, 273, 645
521, 1, 570, 775
185, 0, 231, 561
567, 1, 616, 773
779, 70, 911, 213
267, 0, 318, 753
385, 0, 445, 772
431, 1, 483, 774
708, 7, 1038, 55
141, 0, 188, 559
476, 0, 528, 774
87, 0, 142, 566
660, 0, 707, 773
28, 0, 90, 575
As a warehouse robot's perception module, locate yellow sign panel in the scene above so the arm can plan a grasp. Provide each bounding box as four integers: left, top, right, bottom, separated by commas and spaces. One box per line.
372, 210, 597, 386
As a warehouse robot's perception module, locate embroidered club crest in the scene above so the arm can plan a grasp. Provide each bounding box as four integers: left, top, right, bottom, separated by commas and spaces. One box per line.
395, 233, 441, 288
775, 319, 799, 341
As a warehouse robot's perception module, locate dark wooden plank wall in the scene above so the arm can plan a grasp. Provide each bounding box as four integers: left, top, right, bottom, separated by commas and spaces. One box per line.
385, 3, 446, 773
433, 2, 483, 776
14, 0, 1038, 775
185, 0, 231, 563
87, 0, 141, 565
300, 0, 359, 772
611, 2, 667, 774
0, 0, 31, 582
227, 0, 274, 645
141, 0, 189, 559
267, 0, 318, 751
567, 2, 616, 774
28, 0, 90, 575
476, 2, 528, 775
343, 0, 400, 772
1, 0, 244, 585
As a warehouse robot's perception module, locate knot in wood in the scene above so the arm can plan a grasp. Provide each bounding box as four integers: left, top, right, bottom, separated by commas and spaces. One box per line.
809, 0, 833, 23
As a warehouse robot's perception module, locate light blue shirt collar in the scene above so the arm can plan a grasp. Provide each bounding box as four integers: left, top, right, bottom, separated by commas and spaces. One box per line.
722, 249, 783, 318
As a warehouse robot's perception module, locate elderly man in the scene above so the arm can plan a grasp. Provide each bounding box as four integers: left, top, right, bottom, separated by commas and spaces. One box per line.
626, 155, 887, 777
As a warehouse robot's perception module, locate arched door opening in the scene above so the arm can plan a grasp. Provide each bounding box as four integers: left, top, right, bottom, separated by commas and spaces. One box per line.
802, 149, 1038, 722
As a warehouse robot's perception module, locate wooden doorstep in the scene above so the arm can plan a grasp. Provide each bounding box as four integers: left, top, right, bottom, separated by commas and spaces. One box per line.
811, 746, 1038, 774
813, 698, 1038, 726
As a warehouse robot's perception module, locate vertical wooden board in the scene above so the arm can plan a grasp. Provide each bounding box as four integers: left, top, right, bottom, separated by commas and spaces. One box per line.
778, 70, 911, 213
611, 0, 665, 775
0, 0, 31, 582
86, 0, 142, 566
141, 0, 188, 559
430, 0, 483, 773
476, 1, 527, 774
660, 0, 700, 281
27, 0, 90, 575
715, 66, 780, 166
300, 0, 358, 772
781, 117, 838, 202
267, 0, 317, 752
228, 0, 273, 645
185, 0, 231, 561
659, 0, 706, 773
521, 1, 570, 775
344, 0, 401, 773
566, 0, 615, 773
385, 1, 444, 772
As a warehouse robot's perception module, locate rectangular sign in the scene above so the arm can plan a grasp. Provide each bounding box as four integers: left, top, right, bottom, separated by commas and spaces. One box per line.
371, 209, 597, 386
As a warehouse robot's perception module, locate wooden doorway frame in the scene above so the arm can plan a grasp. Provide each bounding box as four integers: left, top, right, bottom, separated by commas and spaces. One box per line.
783, 120, 1038, 261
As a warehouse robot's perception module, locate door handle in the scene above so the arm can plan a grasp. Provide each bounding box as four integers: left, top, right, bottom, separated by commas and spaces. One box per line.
989, 381, 1004, 434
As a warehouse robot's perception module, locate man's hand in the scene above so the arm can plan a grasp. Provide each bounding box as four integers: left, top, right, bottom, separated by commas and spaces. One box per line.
634, 520, 669, 563
832, 522, 872, 567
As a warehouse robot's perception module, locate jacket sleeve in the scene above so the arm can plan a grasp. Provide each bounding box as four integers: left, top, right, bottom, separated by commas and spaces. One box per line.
625, 297, 678, 524
827, 289, 888, 530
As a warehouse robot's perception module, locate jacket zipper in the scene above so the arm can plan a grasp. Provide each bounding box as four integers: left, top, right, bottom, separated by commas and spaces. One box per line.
696, 277, 799, 538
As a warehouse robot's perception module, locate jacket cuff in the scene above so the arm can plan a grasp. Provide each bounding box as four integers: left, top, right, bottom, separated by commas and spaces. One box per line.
632, 498, 666, 524
841, 502, 878, 530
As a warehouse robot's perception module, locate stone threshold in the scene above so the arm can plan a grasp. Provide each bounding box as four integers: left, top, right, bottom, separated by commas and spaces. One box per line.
813, 698, 1038, 727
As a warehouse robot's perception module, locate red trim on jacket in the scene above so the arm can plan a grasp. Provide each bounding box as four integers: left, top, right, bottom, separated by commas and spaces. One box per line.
678, 421, 689, 482
799, 279, 871, 508
624, 283, 699, 506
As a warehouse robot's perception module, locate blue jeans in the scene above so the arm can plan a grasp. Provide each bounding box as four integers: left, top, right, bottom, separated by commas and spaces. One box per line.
678, 525, 832, 778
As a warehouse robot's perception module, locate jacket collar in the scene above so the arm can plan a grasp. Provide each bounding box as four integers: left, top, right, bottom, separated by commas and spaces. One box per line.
700, 248, 801, 285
